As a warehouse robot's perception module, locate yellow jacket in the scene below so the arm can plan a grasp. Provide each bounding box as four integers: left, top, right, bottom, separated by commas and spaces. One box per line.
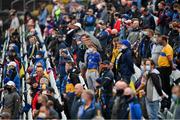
111, 48, 119, 64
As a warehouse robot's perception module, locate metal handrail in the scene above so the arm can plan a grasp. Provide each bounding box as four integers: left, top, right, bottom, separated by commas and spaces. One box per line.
11, 0, 21, 9
35, 22, 67, 120
25, 0, 35, 10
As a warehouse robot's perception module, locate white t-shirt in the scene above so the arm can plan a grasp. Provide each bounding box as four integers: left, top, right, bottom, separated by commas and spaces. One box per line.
10, 16, 20, 30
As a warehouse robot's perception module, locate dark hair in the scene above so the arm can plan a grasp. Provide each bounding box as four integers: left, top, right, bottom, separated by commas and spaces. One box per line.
145, 59, 155, 66
161, 35, 168, 42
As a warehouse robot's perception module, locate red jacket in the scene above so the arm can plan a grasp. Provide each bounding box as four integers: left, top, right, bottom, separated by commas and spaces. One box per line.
32, 92, 39, 110
114, 19, 121, 32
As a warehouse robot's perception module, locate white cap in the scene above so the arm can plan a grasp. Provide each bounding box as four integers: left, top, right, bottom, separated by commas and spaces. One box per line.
74, 23, 82, 29
8, 61, 17, 67
6, 81, 15, 87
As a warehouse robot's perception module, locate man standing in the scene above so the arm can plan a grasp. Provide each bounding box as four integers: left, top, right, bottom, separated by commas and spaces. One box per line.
46, 87, 63, 119
115, 40, 135, 84
158, 35, 174, 110
95, 60, 114, 119
84, 9, 96, 34
71, 84, 84, 119
111, 80, 128, 119
9, 9, 19, 33
1, 81, 20, 119
141, 7, 156, 30
77, 90, 96, 119
144, 59, 164, 119
85, 45, 101, 90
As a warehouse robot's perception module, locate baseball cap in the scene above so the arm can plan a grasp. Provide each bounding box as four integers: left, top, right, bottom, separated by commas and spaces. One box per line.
74, 22, 82, 29
7, 61, 17, 68
119, 39, 131, 49
6, 81, 15, 87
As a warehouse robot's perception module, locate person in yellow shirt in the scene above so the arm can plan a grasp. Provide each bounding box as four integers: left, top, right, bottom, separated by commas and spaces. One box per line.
157, 35, 174, 110
110, 29, 120, 68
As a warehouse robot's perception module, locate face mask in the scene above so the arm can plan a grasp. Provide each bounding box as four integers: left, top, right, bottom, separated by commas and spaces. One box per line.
116, 89, 124, 96
146, 65, 151, 71
36, 55, 41, 59
81, 98, 86, 104
36, 103, 42, 109
7, 87, 12, 93
143, 31, 148, 36
88, 48, 93, 53
121, 45, 127, 50
131, 9, 135, 12
96, 85, 101, 89
172, 94, 178, 101
52, 34, 56, 38
124, 95, 131, 100
119, 48, 123, 52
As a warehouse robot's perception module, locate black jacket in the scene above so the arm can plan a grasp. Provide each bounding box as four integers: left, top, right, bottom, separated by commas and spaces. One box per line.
111, 96, 129, 119
2, 89, 20, 119
70, 96, 82, 119
47, 95, 63, 119
100, 69, 114, 94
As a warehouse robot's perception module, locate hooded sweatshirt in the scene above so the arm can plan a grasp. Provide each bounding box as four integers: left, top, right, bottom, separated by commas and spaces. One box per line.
146, 69, 163, 102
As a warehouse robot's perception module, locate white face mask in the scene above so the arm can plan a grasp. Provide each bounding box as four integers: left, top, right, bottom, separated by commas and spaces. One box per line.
52, 34, 56, 37
88, 48, 93, 53
36, 55, 41, 58
143, 31, 148, 36
146, 65, 151, 71
121, 45, 127, 50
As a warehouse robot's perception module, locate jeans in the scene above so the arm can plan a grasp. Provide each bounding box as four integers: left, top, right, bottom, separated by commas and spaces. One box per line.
85, 69, 99, 90
146, 98, 160, 119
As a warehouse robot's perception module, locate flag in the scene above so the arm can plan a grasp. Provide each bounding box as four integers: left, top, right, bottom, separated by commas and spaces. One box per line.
20, 65, 25, 78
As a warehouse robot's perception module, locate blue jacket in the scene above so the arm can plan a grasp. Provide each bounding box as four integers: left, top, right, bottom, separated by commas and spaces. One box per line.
4, 66, 20, 91
4, 75, 20, 92
116, 48, 135, 83
97, 29, 109, 47
13, 75, 20, 91
78, 101, 96, 119
138, 37, 153, 59
84, 15, 96, 26
129, 101, 142, 119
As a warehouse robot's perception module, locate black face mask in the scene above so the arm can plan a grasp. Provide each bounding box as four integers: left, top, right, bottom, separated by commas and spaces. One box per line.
116, 89, 124, 96
6, 87, 12, 93
124, 95, 134, 103
124, 95, 131, 100
36, 103, 42, 109
102, 67, 108, 71
96, 85, 101, 89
